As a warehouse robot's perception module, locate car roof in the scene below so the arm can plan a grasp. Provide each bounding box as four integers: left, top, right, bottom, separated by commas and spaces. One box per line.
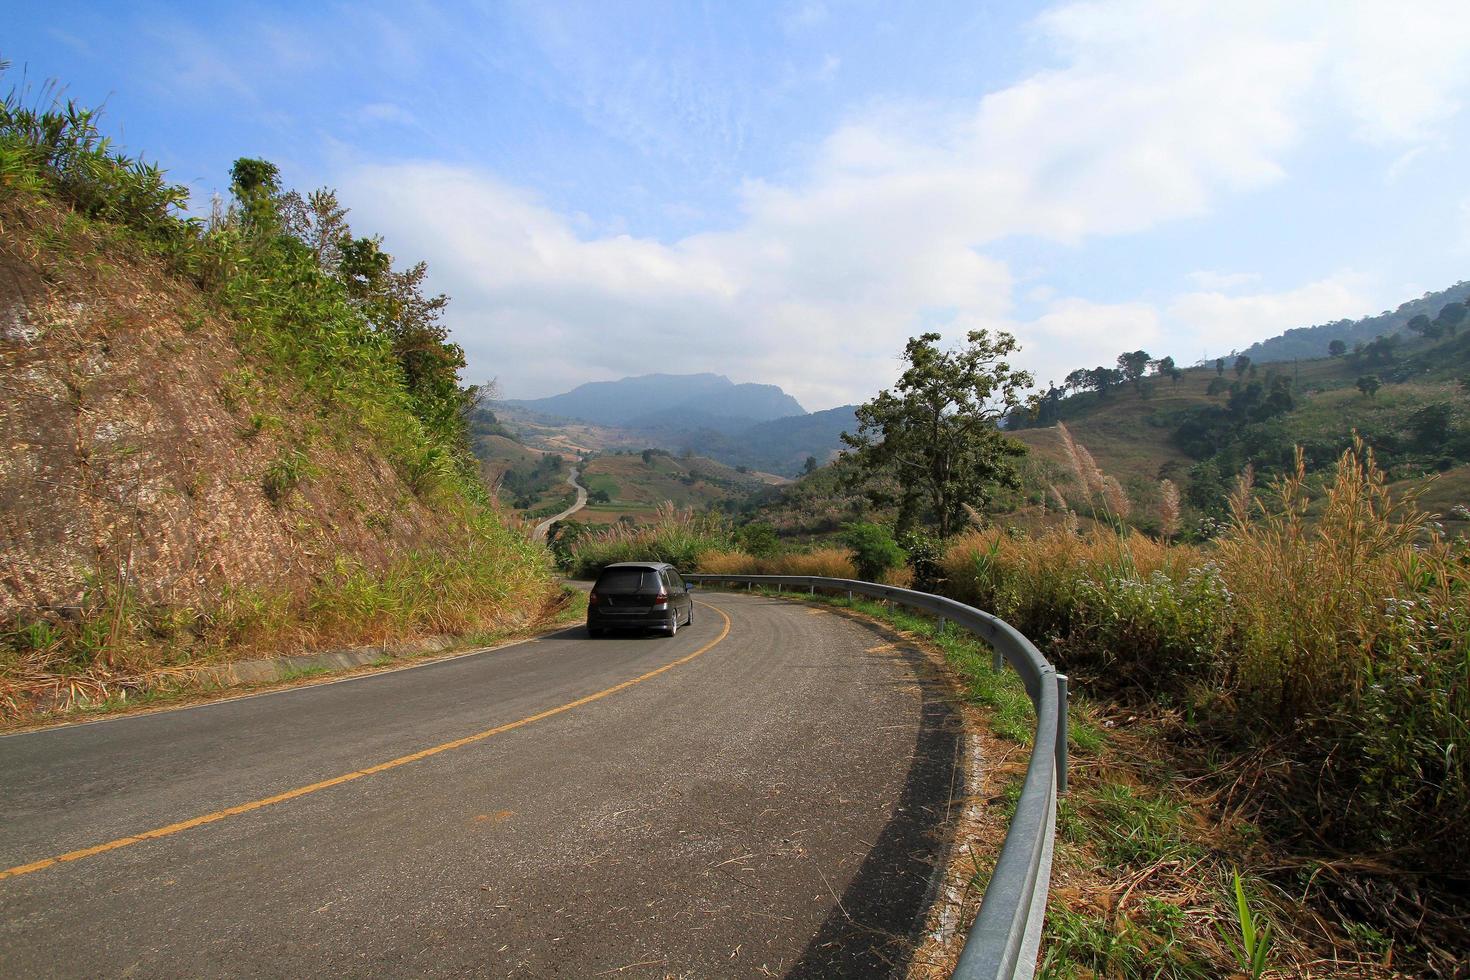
599, 561, 673, 570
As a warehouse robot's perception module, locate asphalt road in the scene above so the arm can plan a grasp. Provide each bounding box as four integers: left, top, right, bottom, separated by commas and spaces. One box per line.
0, 590, 960, 978
532, 468, 588, 541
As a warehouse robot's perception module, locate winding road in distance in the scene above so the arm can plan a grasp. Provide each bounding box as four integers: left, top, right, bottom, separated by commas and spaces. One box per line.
533, 467, 588, 540
0, 590, 961, 978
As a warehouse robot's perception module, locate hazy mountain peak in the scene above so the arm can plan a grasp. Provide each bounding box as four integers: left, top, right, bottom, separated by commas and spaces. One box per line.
504, 372, 805, 428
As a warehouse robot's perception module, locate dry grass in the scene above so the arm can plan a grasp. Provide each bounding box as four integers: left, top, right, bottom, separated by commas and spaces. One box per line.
939, 440, 1469, 969
766, 547, 859, 578
695, 548, 765, 574
1, 512, 556, 720
1159, 478, 1181, 538
694, 546, 858, 579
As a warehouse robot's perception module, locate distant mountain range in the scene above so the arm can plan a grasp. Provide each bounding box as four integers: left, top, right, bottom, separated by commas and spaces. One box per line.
506, 373, 804, 432
497, 373, 854, 476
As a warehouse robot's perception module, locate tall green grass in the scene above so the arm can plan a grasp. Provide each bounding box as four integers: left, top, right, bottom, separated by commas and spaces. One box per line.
942, 441, 1469, 876
567, 503, 736, 577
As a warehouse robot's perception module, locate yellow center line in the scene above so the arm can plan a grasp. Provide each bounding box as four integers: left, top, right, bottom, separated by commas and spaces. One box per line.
1, 601, 733, 883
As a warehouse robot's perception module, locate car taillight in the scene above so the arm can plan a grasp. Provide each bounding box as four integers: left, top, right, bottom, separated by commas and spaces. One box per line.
588, 592, 600, 605
652, 593, 669, 605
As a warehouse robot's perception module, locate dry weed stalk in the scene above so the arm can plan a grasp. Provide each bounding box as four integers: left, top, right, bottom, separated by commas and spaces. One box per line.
1047, 483, 1070, 513
1101, 476, 1132, 519
1159, 479, 1180, 538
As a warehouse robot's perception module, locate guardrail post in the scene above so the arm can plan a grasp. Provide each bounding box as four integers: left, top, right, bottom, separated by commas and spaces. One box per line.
809, 584, 815, 595
846, 590, 853, 601
937, 616, 946, 635
1056, 673, 1070, 796
993, 648, 1004, 672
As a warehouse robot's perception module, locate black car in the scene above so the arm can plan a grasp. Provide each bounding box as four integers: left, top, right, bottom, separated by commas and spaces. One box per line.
586, 562, 695, 638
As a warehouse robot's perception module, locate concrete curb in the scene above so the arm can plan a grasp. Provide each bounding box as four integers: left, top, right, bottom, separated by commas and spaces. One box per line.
189, 634, 462, 686
7, 590, 587, 731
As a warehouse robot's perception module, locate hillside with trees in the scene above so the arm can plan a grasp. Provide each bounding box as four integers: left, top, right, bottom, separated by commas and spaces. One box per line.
0, 70, 555, 715
1236, 280, 1470, 363
1006, 295, 1470, 539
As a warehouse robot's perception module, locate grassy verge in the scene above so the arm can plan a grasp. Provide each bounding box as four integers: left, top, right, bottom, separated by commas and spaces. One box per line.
735, 585, 1403, 978
3, 589, 586, 731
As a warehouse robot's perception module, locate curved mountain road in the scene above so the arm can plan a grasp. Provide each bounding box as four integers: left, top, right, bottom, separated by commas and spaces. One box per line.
533, 467, 588, 540
0, 590, 962, 978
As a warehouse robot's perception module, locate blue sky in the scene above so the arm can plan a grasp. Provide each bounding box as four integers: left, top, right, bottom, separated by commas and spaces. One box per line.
9, 1, 1470, 409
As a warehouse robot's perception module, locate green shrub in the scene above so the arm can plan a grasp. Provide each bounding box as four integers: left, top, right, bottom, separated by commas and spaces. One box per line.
736, 521, 779, 558
842, 522, 906, 582
262, 450, 312, 504
567, 504, 735, 577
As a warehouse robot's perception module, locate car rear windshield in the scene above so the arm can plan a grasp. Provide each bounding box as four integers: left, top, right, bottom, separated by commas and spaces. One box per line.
595, 568, 661, 593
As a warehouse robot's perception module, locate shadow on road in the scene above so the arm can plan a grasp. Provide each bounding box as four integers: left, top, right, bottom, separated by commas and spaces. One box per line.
784, 640, 963, 978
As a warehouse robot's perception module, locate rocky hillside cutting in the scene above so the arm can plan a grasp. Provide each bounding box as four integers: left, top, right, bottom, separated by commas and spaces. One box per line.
0, 78, 554, 715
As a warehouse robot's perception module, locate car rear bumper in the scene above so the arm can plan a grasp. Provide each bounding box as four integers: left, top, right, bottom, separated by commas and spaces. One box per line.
588, 610, 676, 631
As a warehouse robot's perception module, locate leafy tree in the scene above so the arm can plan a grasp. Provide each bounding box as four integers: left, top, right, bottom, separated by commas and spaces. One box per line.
1356, 375, 1381, 399
280, 187, 349, 269
1328, 339, 1346, 357
1228, 381, 1265, 419
1437, 301, 1467, 336
1407, 314, 1434, 337
1207, 376, 1229, 396
1117, 349, 1152, 388
1086, 365, 1125, 396
737, 522, 779, 558
802, 455, 819, 475
896, 528, 944, 592
842, 522, 906, 582
1215, 357, 1226, 377
547, 519, 592, 568
840, 331, 1031, 538
1234, 354, 1251, 377
229, 157, 281, 233
1155, 355, 1182, 386
1361, 334, 1400, 365
587, 489, 612, 504
1409, 403, 1454, 449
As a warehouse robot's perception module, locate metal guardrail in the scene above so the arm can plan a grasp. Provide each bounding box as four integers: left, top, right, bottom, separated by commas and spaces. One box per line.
683, 573, 1066, 980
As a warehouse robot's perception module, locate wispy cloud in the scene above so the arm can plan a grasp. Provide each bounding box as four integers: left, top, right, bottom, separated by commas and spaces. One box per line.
1187, 270, 1261, 292
354, 102, 416, 127
335, 0, 1470, 405
46, 28, 93, 57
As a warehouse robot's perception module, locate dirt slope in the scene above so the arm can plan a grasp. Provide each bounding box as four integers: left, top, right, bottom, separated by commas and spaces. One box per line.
1, 208, 472, 621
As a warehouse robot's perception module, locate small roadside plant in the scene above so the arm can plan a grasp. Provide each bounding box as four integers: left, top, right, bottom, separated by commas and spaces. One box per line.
842, 522, 906, 582
1218, 869, 1274, 979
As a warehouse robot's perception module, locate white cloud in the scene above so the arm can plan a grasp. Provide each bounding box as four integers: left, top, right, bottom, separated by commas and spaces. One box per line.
338, 0, 1470, 407
783, 1, 829, 33
1319, 0, 1470, 145
1165, 274, 1373, 356
1187, 270, 1261, 292
355, 102, 416, 127
1023, 298, 1164, 381
1000, 274, 1375, 385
